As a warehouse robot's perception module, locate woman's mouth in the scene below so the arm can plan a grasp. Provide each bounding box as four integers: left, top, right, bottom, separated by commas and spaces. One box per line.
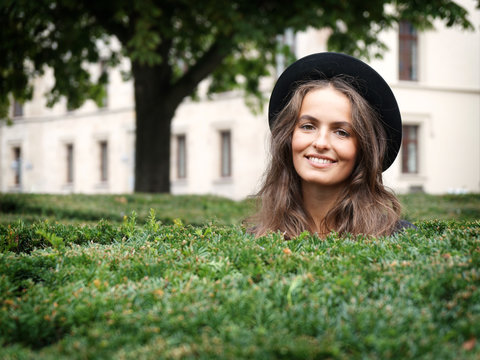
307, 156, 335, 165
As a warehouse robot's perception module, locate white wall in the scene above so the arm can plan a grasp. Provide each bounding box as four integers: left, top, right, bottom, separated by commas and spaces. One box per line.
0, 110, 135, 194
1, 0, 479, 197
375, 0, 480, 193
383, 87, 480, 193
171, 93, 269, 200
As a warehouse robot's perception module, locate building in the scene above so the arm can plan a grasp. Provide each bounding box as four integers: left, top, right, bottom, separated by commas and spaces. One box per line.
1, 2, 479, 199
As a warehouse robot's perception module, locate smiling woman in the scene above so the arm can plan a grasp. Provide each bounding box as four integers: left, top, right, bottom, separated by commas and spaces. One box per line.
292, 86, 358, 191
249, 52, 416, 238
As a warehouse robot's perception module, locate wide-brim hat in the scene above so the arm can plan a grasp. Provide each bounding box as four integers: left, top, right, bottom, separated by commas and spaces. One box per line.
268, 52, 402, 171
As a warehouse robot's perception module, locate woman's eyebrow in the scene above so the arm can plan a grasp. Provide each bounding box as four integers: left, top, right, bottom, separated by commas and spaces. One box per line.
298, 114, 319, 122
331, 121, 353, 128
298, 115, 352, 128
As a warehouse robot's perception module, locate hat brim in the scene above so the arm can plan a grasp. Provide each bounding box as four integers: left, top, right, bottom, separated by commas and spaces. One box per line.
268, 52, 402, 171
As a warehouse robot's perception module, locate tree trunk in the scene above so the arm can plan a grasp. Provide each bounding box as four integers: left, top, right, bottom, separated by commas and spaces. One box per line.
131, 39, 230, 193
132, 62, 177, 193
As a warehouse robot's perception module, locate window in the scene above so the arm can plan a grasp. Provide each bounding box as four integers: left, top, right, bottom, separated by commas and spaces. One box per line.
13, 100, 23, 117
220, 131, 232, 177
11, 146, 22, 186
176, 135, 187, 179
99, 60, 108, 108
399, 21, 418, 81
99, 141, 108, 182
66, 144, 74, 183
276, 28, 296, 78
402, 125, 419, 174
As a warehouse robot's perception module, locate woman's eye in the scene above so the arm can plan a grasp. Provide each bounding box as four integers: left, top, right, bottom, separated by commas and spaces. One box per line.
335, 129, 350, 137
300, 124, 315, 130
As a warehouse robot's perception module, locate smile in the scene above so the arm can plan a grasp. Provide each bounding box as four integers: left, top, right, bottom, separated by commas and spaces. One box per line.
307, 156, 335, 165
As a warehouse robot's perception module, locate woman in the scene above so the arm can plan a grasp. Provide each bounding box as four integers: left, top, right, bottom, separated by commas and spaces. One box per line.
251, 52, 414, 238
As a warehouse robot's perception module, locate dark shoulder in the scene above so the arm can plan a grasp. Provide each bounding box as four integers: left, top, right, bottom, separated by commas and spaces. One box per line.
393, 219, 417, 234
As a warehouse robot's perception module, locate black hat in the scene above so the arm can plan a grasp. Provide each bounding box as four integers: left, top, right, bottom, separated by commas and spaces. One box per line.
268, 52, 402, 171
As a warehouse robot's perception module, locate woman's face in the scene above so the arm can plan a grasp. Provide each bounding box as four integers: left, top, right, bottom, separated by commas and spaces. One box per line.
291, 86, 358, 191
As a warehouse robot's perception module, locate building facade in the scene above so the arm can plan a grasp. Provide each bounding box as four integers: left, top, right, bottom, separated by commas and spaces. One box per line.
1, 2, 479, 199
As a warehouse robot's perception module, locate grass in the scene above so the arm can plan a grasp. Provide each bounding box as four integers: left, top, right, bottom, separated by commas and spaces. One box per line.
0, 192, 479, 226
399, 193, 480, 222
0, 193, 479, 359
0, 193, 254, 226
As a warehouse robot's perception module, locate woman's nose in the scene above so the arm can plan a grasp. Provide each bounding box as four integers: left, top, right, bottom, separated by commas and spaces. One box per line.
313, 130, 330, 150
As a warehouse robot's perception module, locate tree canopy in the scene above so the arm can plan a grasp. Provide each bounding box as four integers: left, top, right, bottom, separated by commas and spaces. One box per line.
0, 0, 475, 192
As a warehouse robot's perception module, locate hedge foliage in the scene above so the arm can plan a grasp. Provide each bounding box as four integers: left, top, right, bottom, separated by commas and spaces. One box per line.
1, 193, 479, 226
0, 193, 254, 226
1, 209, 479, 359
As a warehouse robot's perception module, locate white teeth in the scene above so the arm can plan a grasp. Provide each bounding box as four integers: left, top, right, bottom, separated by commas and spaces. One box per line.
309, 157, 334, 164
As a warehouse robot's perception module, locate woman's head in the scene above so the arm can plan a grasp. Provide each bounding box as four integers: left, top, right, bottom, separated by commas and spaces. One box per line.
292, 84, 358, 191
270, 77, 387, 193
251, 53, 402, 238
268, 52, 402, 171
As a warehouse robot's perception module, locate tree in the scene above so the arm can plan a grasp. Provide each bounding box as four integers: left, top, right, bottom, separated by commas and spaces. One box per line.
0, 0, 475, 192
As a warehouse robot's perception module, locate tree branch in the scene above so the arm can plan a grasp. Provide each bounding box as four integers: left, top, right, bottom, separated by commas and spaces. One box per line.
168, 37, 232, 108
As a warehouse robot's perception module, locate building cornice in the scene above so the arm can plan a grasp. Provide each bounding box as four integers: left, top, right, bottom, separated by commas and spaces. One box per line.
0, 106, 135, 126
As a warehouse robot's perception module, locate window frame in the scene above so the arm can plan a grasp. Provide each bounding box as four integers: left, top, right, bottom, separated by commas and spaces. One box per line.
176, 134, 187, 179
401, 124, 420, 174
99, 140, 108, 182
399, 20, 419, 81
13, 100, 23, 117
99, 59, 108, 109
12, 146, 22, 186
220, 130, 232, 178
66, 143, 74, 184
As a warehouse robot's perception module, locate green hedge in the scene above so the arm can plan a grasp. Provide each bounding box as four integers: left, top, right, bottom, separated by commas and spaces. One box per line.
0, 193, 254, 226
1, 193, 479, 226
1, 215, 479, 359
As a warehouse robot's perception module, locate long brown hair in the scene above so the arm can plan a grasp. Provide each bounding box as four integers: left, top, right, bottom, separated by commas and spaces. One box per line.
250, 77, 401, 238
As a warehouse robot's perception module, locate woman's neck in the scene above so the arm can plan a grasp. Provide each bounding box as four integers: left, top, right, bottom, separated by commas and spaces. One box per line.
301, 181, 345, 235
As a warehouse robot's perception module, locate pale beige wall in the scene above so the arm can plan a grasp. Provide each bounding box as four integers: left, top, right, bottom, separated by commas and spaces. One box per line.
367, 0, 480, 90
373, 0, 480, 194
1, 0, 478, 197
383, 87, 480, 193
0, 110, 135, 194
171, 93, 269, 200
1, 59, 136, 194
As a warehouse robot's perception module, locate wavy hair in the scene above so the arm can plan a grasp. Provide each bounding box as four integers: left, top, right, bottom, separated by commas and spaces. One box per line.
250, 77, 401, 238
